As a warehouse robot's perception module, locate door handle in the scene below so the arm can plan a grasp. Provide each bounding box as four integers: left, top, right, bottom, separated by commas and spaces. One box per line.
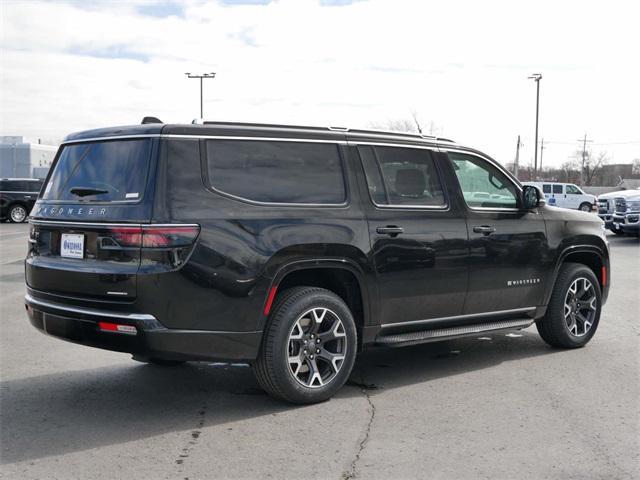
473, 225, 496, 235
376, 226, 404, 236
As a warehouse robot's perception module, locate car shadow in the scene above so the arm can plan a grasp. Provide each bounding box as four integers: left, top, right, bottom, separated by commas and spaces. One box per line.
0, 328, 558, 465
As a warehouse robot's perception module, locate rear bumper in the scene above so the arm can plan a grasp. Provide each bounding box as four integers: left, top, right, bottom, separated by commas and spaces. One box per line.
25, 293, 261, 362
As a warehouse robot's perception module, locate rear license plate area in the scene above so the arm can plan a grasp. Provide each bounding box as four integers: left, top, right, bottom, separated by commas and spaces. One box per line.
61, 233, 85, 259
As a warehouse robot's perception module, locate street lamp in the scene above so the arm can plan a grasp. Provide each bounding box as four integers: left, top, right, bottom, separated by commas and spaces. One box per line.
528, 73, 542, 177
185, 72, 216, 118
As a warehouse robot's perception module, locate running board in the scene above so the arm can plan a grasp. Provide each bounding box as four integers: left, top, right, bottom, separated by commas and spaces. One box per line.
375, 318, 535, 347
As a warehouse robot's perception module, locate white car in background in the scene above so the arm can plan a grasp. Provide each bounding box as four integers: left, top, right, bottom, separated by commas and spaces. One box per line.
523, 182, 596, 211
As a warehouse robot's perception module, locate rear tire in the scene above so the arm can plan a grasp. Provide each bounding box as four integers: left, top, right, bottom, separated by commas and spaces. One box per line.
579, 202, 592, 212
536, 263, 601, 348
8, 204, 27, 223
254, 286, 357, 404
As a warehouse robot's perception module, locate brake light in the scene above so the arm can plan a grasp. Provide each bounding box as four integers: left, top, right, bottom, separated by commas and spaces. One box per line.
108, 225, 200, 248
142, 226, 200, 248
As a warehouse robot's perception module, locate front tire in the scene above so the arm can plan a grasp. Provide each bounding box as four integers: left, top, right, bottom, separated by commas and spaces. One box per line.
8, 204, 27, 223
579, 202, 592, 212
254, 287, 357, 404
536, 263, 601, 348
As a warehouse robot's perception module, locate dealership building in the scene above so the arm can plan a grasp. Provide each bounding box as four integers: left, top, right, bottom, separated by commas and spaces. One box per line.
0, 136, 57, 179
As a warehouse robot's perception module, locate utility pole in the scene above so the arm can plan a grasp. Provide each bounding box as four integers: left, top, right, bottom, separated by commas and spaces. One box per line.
514, 135, 523, 179
539, 138, 545, 176
528, 73, 542, 176
578, 134, 593, 186
185, 72, 216, 118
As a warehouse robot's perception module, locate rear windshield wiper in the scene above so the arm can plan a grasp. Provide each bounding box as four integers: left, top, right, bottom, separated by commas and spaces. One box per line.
69, 186, 109, 197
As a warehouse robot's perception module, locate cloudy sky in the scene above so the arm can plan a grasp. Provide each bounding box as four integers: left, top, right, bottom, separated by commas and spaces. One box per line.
1, 0, 639, 168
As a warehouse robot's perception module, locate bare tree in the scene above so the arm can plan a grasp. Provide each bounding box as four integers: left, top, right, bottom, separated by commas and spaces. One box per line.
368, 117, 419, 134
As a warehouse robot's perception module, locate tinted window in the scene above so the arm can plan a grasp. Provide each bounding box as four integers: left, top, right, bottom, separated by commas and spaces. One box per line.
43, 139, 152, 202
553, 184, 563, 194
566, 184, 581, 194
206, 140, 346, 204
22, 181, 43, 192
542, 184, 551, 194
359, 146, 445, 207
449, 152, 518, 209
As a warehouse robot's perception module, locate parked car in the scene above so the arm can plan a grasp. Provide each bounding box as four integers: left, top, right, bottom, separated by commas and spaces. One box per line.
597, 188, 640, 235
0, 178, 44, 223
25, 120, 610, 404
611, 193, 640, 237
523, 182, 596, 211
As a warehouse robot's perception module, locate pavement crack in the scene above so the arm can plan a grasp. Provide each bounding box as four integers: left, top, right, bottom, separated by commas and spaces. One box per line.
342, 373, 376, 480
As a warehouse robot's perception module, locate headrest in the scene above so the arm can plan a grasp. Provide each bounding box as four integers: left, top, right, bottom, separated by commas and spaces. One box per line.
395, 169, 426, 196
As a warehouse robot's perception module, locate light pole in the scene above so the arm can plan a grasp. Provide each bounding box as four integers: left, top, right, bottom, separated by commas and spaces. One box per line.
528, 73, 542, 178
185, 72, 216, 118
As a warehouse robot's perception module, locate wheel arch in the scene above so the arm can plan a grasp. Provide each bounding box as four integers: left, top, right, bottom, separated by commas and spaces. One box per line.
545, 245, 609, 305
259, 259, 371, 350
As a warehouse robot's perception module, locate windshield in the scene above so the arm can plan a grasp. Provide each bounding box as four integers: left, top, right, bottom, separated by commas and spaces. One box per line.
42, 139, 152, 202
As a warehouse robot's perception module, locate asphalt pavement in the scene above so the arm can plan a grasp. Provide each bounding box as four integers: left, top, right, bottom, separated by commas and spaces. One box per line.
1, 222, 638, 479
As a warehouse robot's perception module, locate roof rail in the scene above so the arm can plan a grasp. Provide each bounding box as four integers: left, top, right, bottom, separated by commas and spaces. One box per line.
196, 120, 455, 143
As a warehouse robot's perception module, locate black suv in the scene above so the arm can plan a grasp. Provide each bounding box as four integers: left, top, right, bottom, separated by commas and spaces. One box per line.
25, 121, 610, 404
1, 178, 44, 223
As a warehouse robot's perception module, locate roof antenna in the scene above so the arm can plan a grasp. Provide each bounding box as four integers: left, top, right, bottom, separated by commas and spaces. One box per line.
141, 116, 163, 124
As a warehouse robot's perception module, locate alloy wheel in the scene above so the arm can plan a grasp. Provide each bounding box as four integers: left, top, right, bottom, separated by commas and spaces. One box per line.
287, 307, 347, 388
564, 277, 597, 337
10, 205, 27, 223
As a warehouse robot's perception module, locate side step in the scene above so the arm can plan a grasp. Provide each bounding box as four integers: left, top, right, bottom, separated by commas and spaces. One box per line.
375, 318, 535, 347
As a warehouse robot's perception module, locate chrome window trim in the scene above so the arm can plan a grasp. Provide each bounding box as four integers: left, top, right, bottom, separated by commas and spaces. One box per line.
202, 138, 350, 208
380, 307, 537, 329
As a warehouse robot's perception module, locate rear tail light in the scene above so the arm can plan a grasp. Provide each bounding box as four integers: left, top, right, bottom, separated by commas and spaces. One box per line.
107, 224, 200, 270
108, 225, 200, 248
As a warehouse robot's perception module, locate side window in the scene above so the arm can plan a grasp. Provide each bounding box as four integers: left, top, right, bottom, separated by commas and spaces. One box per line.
542, 184, 551, 194
206, 140, 346, 204
448, 152, 519, 209
358, 145, 446, 207
553, 184, 563, 194
566, 184, 581, 195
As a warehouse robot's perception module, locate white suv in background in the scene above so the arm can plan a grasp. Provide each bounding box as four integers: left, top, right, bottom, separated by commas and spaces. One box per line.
524, 182, 596, 211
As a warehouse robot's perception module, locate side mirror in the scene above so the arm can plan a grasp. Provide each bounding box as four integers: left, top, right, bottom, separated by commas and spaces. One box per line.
522, 185, 545, 210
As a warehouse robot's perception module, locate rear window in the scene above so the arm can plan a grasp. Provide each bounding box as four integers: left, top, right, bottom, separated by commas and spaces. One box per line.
205, 140, 346, 204
42, 139, 152, 202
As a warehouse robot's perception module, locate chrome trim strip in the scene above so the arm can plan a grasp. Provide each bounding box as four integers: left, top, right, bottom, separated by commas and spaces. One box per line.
29, 220, 199, 228
348, 140, 437, 150
60, 133, 456, 147
25, 293, 156, 321
380, 307, 537, 329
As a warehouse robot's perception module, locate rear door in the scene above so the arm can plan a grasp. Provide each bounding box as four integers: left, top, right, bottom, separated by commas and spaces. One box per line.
356, 144, 468, 327
26, 138, 157, 300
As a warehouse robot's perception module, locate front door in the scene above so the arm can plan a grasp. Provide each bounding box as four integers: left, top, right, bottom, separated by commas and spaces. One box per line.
444, 151, 549, 314
355, 144, 468, 327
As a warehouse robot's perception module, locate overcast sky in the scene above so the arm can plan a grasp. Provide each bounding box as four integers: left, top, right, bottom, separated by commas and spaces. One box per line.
1, 0, 639, 168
